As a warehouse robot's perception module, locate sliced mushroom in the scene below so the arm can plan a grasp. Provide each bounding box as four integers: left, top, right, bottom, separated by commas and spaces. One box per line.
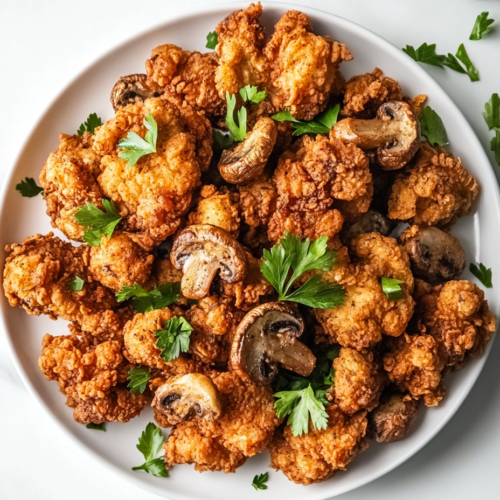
218, 118, 278, 184
230, 302, 316, 385
369, 393, 419, 443
400, 225, 466, 285
332, 100, 420, 170
110, 74, 162, 111
152, 373, 222, 426
341, 210, 396, 243
170, 224, 247, 300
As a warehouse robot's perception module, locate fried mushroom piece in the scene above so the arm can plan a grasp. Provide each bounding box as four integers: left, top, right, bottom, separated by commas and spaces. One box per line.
269, 405, 368, 485
264, 10, 352, 121
110, 73, 162, 111
164, 371, 280, 473
388, 142, 479, 228
340, 209, 395, 244
40, 132, 104, 242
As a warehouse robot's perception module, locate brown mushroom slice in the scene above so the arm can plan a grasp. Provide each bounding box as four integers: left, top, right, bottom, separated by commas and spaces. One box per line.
400, 225, 466, 285
370, 393, 419, 443
230, 302, 316, 385
218, 117, 278, 184
332, 100, 420, 170
170, 224, 248, 300
341, 210, 396, 243
152, 373, 222, 426
110, 74, 162, 111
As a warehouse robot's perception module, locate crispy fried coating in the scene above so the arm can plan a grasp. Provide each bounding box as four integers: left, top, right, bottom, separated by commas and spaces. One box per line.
388, 142, 479, 228
40, 132, 104, 241
328, 348, 383, 414
164, 371, 279, 473
89, 232, 154, 293
238, 175, 278, 228
3, 233, 125, 339
316, 232, 414, 349
264, 10, 352, 120
269, 405, 368, 485
94, 97, 212, 249
146, 258, 183, 290
145, 44, 224, 119
341, 68, 403, 118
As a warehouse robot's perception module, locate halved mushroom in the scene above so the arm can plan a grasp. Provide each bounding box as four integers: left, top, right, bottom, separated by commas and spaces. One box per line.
170, 224, 247, 300
152, 373, 222, 426
110, 74, 162, 111
332, 100, 420, 170
400, 225, 466, 285
369, 393, 419, 443
341, 210, 396, 243
218, 117, 278, 184
230, 302, 316, 385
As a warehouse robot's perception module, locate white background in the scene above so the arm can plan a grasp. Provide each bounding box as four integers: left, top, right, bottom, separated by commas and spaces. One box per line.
1, 0, 500, 499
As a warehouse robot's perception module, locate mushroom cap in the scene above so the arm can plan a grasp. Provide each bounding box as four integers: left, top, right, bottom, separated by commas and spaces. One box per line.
110, 74, 162, 112
400, 225, 466, 285
152, 373, 222, 426
341, 210, 396, 243
230, 302, 316, 385
170, 224, 248, 300
218, 117, 278, 184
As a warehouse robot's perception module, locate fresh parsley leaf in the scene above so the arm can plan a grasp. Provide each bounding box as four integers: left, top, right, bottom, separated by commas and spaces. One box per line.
285, 275, 346, 309
74, 199, 122, 246
68, 276, 84, 291
212, 129, 234, 150
271, 109, 298, 122
131, 423, 168, 477
118, 113, 158, 167
116, 282, 180, 313
78, 113, 102, 136
206, 31, 218, 49
491, 129, 500, 165
483, 94, 500, 130
381, 277, 405, 300
470, 263, 492, 288
83, 229, 103, 247
271, 104, 340, 136
127, 367, 151, 394
470, 12, 494, 41
155, 316, 193, 362
239, 85, 267, 104
252, 472, 269, 491
402, 43, 446, 67
225, 91, 247, 142
442, 53, 467, 74
455, 44, 479, 82
419, 106, 449, 147
15, 177, 44, 198
86, 423, 106, 431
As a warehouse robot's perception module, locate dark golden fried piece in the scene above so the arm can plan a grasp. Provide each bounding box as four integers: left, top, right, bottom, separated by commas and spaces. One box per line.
238, 175, 278, 229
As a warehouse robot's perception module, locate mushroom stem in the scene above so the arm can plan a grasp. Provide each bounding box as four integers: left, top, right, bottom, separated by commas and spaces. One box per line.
180, 251, 221, 300
334, 118, 401, 149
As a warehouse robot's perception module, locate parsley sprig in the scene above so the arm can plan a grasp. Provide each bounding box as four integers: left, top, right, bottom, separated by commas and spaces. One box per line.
206, 31, 218, 49
484, 94, 500, 131
156, 317, 193, 362
252, 472, 269, 491
470, 263, 492, 288
491, 130, 500, 165
78, 113, 102, 136
470, 12, 494, 41
131, 423, 168, 477
226, 91, 247, 142
16, 177, 44, 198
116, 282, 180, 313
381, 277, 405, 300
272, 104, 339, 136
128, 367, 151, 394
68, 276, 84, 291
118, 113, 158, 167
86, 423, 106, 431
419, 106, 449, 147
403, 43, 445, 67
74, 200, 122, 246
239, 85, 267, 105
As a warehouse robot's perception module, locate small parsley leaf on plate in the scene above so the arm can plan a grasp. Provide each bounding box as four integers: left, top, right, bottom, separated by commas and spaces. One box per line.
455, 44, 479, 82
225, 91, 247, 142
381, 277, 405, 300
131, 423, 168, 477
252, 472, 269, 491
68, 276, 84, 291
212, 129, 235, 150
402, 43, 446, 67
74, 199, 122, 246
206, 31, 218, 49
156, 317, 193, 362
118, 113, 158, 167
127, 367, 151, 394
491, 130, 500, 165
16, 177, 44, 198
239, 85, 267, 104
442, 53, 467, 74
470, 263, 492, 288
78, 113, 102, 136
86, 423, 106, 431
271, 104, 340, 136
483, 94, 500, 130
116, 282, 180, 313
470, 12, 495, 41
419, 106, 449, 147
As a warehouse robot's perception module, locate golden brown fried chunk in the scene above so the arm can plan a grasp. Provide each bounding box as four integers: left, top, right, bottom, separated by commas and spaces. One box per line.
94, 97, 212, 249
164, 371, 279, 473
269, 405, 368, 485
316, 232, 414, 349
388, 142, 479, 228
3, 233, 124, 339
146, 44, 224, 119
238, 175, 278, 228
89, 232, 154, 293
329, 348, 383, 414
146, 258, 183, 290
40, 132, 104, 242
265, 10, 352, 120
341, 68, 403, 118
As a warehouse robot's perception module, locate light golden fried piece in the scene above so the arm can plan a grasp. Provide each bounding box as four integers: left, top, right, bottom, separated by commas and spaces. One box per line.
388, 142, 479, 228
269, 405, 368, 485
264, 10, 352, 120
40, 132, 104, 242
146, 258, 183, 290
3, 233, 125, 339
215, 3, 268, 99
94, 97, 212, 249
316, 232, 414, 350
89, 232, 154, 293
145, 44, 224, 119
164, 371, 279, 473
328, 348, 383, 414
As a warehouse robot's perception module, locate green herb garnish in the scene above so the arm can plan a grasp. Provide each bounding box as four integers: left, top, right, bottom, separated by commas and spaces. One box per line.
381, 277, 405, 300
155, 316, 193, 362
470, 263, 492, 288
225, 91, 247, 142
74, 200, 122, 246
470, 12, 494, 40
419, 106, 449, 147
403, 43, 446, 67
127, 367, 151, 394
15, 177, 44, 198
454, 44, 479, 82
116, 282, 180, 313
252, 472, 269, 491
212, 129, 235, 150
483, 94, 500, 130
131, 423, 168, 477
491, 130, 500, 165
272, 104, 339, 136
78, 113, 102, 136
239, 85, 267, 104
86, 423, 106, 431
206, 31, 218, 49
118, 113, 158, 167
68, 276, 84, 291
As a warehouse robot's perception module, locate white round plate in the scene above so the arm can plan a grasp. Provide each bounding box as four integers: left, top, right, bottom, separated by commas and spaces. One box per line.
1, 2, 499, 499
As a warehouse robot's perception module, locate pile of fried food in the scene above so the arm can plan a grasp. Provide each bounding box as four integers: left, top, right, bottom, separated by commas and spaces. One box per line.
3, 2, 496, 486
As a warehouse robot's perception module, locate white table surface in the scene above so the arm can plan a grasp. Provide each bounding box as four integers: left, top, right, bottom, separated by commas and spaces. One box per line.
1, 0, 500, 498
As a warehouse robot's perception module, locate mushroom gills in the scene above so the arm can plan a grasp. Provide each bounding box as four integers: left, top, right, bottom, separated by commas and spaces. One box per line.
341, 210, 395, 242
110, 74, 161, 111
